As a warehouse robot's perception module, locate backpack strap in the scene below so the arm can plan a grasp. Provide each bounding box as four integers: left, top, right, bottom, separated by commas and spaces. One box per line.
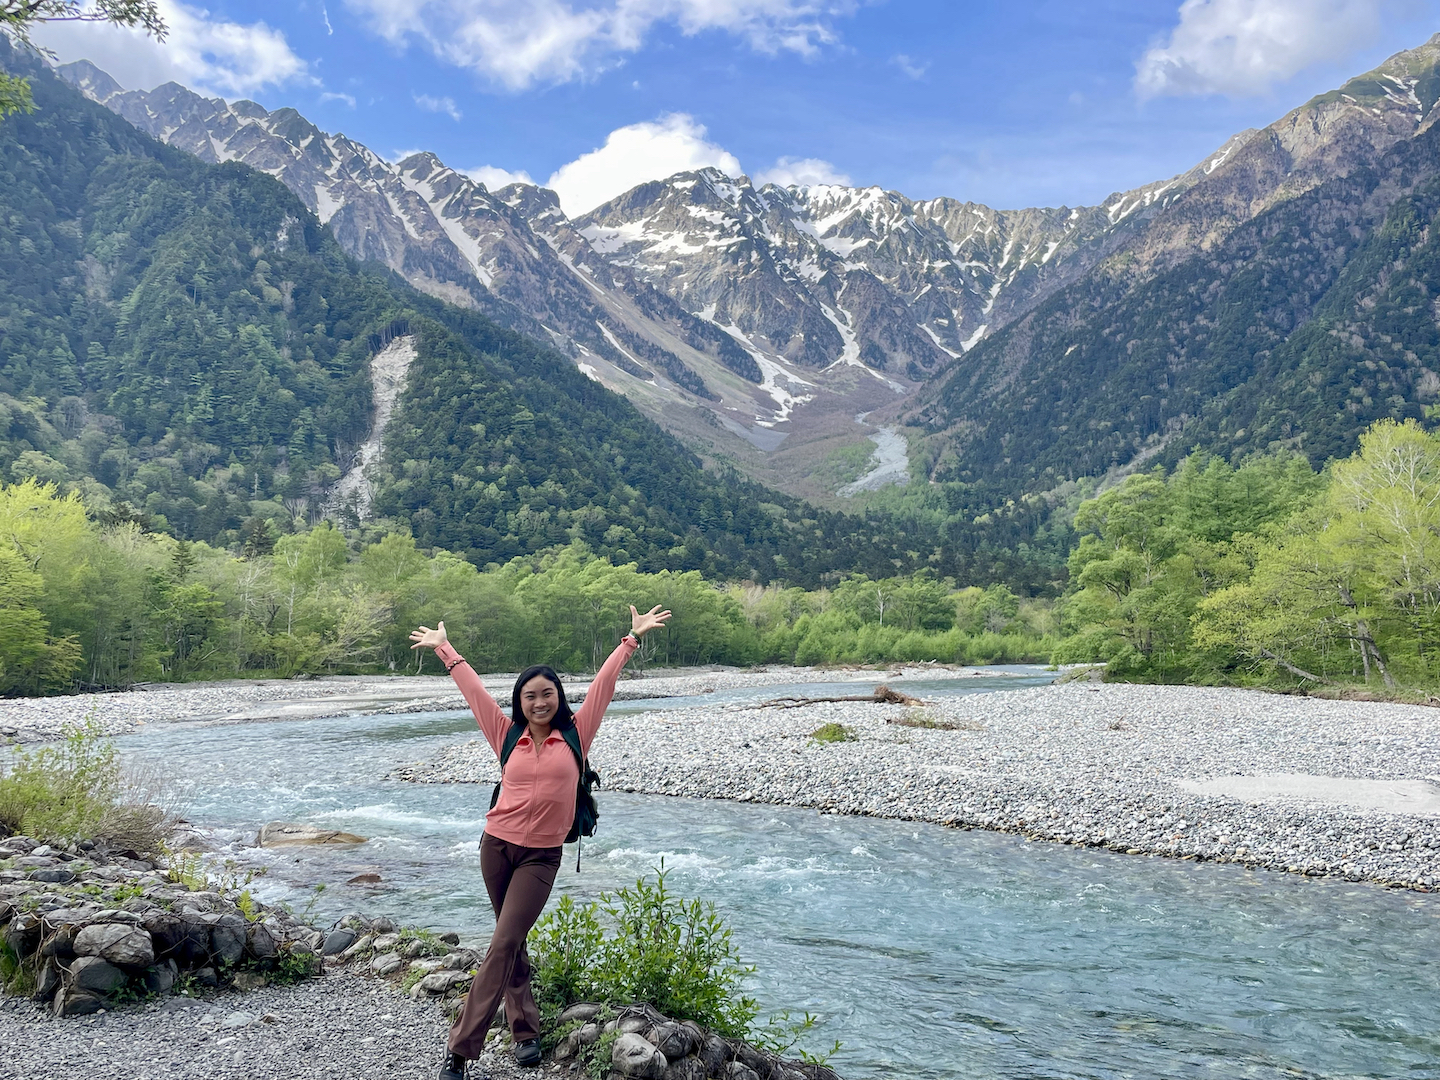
558, 724, 584, 769
499, 720, 526, 770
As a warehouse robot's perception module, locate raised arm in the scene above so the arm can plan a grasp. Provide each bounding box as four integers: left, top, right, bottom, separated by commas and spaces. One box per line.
573, 605, 671, 752
410, 622, 508, 756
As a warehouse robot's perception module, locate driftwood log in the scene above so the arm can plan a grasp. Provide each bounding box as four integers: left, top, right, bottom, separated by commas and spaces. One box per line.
755, 684, 929, 709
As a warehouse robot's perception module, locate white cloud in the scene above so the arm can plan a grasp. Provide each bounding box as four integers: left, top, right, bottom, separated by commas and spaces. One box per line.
414, 92, 463, 119
32, 0, 311, 96
344, 0, 857, 91
892, 53, 928, 80
464, 164, 535, 189
1136, 0, 1389, 98
755, 156, 851, 188
320, 90, 356, 107
546, 113, 742, 216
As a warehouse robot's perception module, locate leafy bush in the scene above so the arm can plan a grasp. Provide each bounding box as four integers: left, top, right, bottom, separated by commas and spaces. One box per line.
0, 717, 173, 851
530, 866, 757, 1038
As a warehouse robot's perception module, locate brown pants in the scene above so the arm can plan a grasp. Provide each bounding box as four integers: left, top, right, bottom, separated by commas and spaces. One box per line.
447, 833, 563, 1059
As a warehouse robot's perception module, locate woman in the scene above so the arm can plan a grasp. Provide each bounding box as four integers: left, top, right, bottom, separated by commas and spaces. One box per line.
409, 605, 671, 1080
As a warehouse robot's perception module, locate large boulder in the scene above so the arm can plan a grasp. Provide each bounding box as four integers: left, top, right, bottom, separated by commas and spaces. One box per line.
698, 1036, 732, 1077
207, 914, 247, 967
143, 959, 178, 995
257, 822, 367, 847
4, 914, 41, 959
246, 923, 278, 960
612, 1033, 667, 1079
53, 987, 105, 1017
409, 970, 471, 997
321, 928, 357, 956
69, 956, 128, 995
653, 1022, 700, 1061
142, 912, 208, 966
662, 1058, 708, 1080
73, 923, 155, 968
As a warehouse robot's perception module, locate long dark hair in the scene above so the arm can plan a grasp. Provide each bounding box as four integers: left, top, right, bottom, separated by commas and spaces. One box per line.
510, 665, 576, 729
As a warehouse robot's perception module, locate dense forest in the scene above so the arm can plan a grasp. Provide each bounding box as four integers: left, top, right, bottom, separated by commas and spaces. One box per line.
6, 417, 1440, 695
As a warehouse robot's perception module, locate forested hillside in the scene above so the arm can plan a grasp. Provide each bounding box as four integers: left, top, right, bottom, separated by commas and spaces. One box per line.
911, 89, 1440, 510
1, 44, 1032, 588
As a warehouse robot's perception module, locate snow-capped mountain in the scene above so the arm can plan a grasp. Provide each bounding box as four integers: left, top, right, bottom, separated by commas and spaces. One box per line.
54, 32, 1440, 497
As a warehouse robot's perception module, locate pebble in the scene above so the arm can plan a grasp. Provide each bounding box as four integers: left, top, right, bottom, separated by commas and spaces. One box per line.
400, 681, 1440, 892
0, 971, 566, 1079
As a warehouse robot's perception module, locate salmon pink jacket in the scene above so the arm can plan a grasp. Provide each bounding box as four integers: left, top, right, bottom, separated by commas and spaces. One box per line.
435, 636, 637, 849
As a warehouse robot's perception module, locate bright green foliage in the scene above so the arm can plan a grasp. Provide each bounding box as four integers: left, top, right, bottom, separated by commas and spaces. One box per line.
0, 717, 117, 844
530, 867, 758, 1038
1056, 452, 1324, 681
1194, 420, 1440, 687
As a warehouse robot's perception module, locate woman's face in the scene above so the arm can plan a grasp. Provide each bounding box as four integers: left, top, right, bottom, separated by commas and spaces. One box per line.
520, 675, 560, 726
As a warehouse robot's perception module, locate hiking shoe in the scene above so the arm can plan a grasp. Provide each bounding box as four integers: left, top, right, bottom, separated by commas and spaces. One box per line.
515, 1038, 542, 1068
438, 1051, 468, 1080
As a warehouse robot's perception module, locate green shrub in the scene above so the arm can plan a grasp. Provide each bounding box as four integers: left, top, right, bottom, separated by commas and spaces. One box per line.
530, 866, 757, 1038
0, 717, 116, 844
0, 717, 176, 852
809, 722, 856, 744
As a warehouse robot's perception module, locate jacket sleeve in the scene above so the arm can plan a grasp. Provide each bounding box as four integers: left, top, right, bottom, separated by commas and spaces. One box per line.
573, 635, 639, 754
435, 641, 507, 757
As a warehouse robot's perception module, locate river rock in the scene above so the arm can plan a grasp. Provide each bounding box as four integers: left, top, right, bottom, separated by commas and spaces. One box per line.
29, 868, 76, 885
257, 822, 367, 847
410, 970, 471, 997
246, 923, 278, 960
13, 855, 58, 870
339, 933, 375, 963
370, 954, 403, 977
555, 1021, 603, 1061
207, 914, 247, 966
34, 958, 61, 1000
143, 959, 178, 995
69, 956, 127, 995
559, 1002, 605, 1024
618, 1015, 651, 1036
723, 1063, 759, 1080
612, 1032, 667, 1079
438, 931, 460, 946
53, 987, 105, 1017
38, 925, 77, 960
321, 928, 357, 956
653, 1022, 700, 1060
192, 965, 219, 988
372, 933, 401, 952
662, 1058, 707, 1080
440, 950, 479, 971
698, 1035, 732, 1075
73, 924, 155, 968
4, 914, 41, 959
370, 917, 396, 934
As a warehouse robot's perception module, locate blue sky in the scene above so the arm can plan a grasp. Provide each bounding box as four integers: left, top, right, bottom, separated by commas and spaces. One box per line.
36, 0, 1440, 215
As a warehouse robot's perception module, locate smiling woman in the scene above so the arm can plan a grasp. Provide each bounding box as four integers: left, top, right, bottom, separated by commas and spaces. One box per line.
408, 603, 671, 1080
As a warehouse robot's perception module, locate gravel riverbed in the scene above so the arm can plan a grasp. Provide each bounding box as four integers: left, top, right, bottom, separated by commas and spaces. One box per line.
0, 969, 553, 1080
397, 681, 1440, 892
0, 666, 868, 742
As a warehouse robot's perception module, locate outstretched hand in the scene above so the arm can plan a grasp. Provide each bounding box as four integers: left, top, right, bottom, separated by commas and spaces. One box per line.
630, 605, 672, 638
409, 621, 449, 651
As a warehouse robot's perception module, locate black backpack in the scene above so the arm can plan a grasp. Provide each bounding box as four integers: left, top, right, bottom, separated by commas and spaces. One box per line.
490, 721, 600, 867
